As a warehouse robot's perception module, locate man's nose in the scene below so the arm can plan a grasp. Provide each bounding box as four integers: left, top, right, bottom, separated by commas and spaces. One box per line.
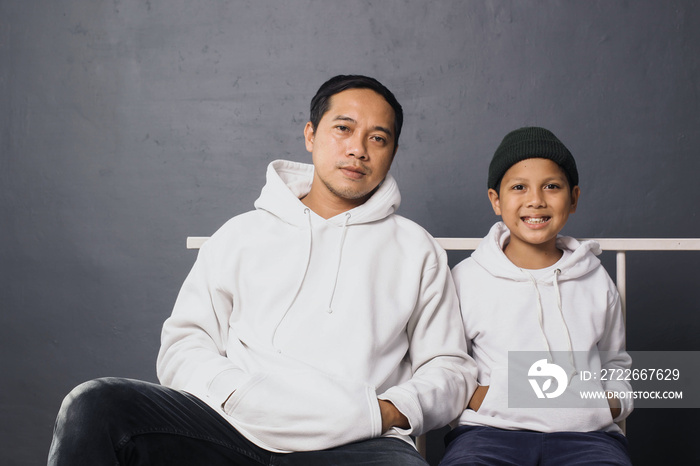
346, 133, 368, 160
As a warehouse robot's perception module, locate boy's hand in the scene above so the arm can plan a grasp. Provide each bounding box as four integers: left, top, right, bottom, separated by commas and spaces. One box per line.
468, 385, 489, 412
378, 399, 410, 433
607, 391, 621, 419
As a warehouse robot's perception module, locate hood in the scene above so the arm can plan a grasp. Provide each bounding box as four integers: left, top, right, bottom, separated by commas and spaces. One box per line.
253, 159, 401, 226
471, 222, 602, 284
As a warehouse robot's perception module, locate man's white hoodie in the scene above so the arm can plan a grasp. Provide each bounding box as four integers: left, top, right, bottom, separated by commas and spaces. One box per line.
452, 222, 633, 433
157, 160, 477, 453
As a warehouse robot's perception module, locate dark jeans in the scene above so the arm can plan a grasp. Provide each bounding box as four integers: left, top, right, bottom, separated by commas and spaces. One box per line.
48, 377, 427, 466
440, 425, 632, 466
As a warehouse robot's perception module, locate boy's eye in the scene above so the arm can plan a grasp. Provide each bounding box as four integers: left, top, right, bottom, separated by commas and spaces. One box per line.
544, 183, 561, 190
511, 184, 525, 191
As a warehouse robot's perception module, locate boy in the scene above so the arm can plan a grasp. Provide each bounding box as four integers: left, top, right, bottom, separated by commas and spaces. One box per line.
442, 127, 633, 465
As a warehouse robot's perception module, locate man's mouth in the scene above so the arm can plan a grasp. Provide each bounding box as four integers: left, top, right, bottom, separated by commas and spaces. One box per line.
339, 165, 368, 179
522, 216, 550, 225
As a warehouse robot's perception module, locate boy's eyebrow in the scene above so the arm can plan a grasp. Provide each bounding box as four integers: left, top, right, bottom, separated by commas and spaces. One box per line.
504, 175, 567, 183
536, 175, 567, 181
332, 115, 393, 139
502, 177, 529, 184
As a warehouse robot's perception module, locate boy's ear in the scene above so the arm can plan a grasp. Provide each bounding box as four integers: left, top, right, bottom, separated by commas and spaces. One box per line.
488, 188, 502, 215
304, 122, 315, 153
569, 186, 581, 213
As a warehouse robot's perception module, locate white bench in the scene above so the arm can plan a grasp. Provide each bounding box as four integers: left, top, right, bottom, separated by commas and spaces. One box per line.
186, 235, 700, 458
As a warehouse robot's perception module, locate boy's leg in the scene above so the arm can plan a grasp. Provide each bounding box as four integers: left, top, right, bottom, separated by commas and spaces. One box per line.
48, 377, 270, 466
542, 431, 632, 466
278, 437, 427, 466
439, 426, 541, 466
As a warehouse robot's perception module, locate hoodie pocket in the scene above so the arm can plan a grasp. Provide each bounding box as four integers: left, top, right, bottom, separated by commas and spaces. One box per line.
221, 369, 382, 452
473, 369, 505, 417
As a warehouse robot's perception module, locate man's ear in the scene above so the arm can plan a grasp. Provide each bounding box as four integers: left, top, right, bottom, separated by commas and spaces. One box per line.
569, 186, 581, 213
488, 188, 501, 215
304, 122, 315, 153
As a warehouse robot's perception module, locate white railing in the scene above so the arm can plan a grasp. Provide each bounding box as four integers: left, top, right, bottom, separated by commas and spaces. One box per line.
188, 236, 700, 319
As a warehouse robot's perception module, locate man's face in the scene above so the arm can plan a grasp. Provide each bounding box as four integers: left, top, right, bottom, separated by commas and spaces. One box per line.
304, 88, 397, 210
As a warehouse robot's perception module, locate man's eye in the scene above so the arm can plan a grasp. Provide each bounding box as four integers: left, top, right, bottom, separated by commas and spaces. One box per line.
336, 125, 349, 132
371, 135, 386, 144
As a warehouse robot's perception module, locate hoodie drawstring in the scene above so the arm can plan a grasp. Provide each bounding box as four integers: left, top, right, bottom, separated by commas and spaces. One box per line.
553, 269, 578, 377
326, 212, 351, 314
527, 269, 578, 379
526, 272, 554, 361
272, 209, 351, 349
271, 208, 314, 350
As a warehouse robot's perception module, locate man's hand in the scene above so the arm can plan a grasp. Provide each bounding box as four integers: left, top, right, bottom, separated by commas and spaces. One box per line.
378, 399, 410, 433
468, 385, 489, 412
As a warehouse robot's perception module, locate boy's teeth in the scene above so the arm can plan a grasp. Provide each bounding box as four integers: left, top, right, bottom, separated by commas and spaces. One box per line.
524, 217, 548, 224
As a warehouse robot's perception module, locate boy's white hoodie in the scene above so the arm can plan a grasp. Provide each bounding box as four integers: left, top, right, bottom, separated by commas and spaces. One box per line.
157, 160, 476, 453
452, 222, 633, 433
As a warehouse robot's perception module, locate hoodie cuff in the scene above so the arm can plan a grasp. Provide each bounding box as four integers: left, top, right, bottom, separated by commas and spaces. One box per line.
378, 387, 423, 436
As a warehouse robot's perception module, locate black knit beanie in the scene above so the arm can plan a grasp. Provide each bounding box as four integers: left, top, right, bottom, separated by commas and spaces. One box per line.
487, 127, 579, 190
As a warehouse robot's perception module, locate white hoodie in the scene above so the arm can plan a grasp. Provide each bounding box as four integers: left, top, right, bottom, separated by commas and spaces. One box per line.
451, 222, 633, 433
157, 160, 477, 453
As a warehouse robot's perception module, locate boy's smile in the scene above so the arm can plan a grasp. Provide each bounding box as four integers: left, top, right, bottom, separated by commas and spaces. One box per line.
522, 216, 550, 226
488, 158, 580, 268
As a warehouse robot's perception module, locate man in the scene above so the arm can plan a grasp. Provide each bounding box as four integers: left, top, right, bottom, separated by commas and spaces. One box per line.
48, 75, 477, 465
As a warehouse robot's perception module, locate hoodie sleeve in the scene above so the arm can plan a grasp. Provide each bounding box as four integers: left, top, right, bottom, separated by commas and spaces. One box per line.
156, 236, 250, 406
377, 249, 478, 436
599, 289, 634, 422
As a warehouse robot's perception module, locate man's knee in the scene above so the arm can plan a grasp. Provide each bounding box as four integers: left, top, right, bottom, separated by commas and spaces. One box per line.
57, 377, 140, 428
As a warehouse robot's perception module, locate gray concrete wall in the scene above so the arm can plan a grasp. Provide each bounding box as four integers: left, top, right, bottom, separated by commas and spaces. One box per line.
1, 1, 698, 464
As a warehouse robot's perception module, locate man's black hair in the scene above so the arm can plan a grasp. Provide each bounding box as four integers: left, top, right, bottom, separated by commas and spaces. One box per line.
309, 75, 403, 149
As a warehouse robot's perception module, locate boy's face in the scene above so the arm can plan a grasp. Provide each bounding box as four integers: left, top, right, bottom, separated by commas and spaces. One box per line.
488, 158, 580, 252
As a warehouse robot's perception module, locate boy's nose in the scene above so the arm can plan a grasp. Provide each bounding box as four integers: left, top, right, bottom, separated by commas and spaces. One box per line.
527, 190, 546, 207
